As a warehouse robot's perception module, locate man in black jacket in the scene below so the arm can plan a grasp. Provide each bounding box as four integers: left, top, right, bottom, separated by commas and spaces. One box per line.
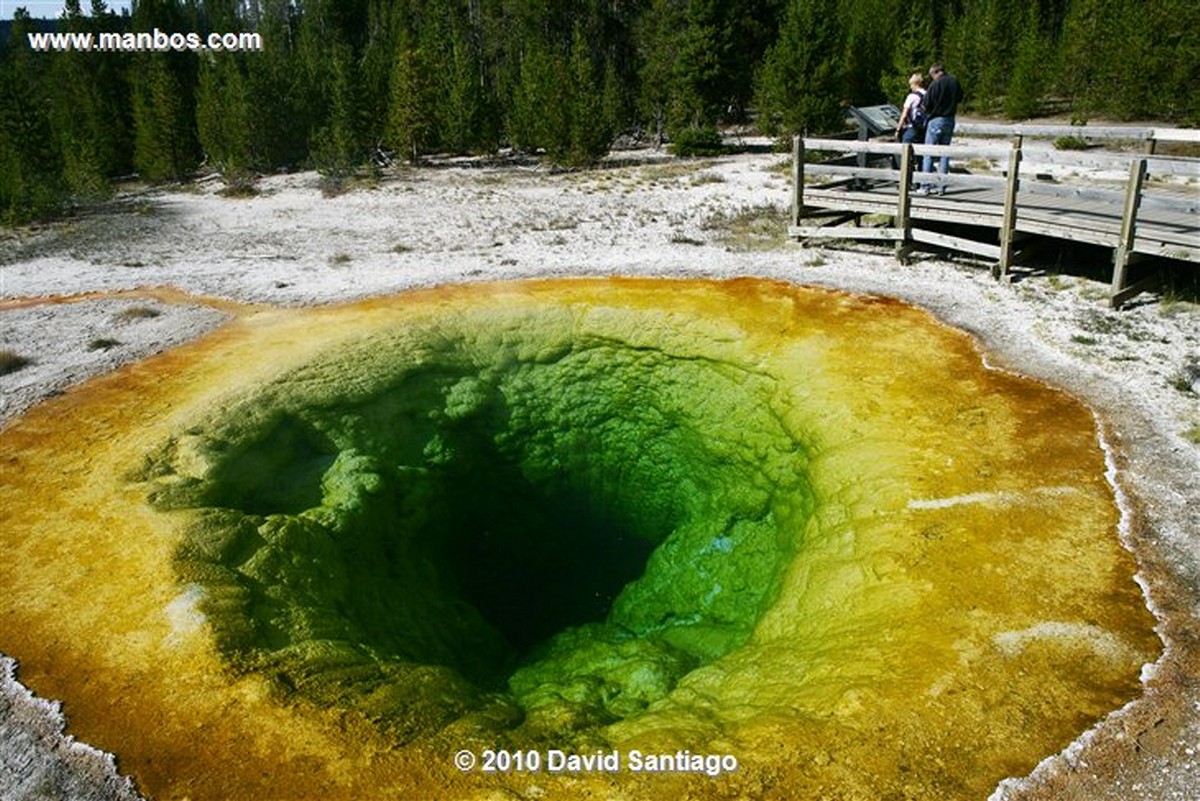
919, 63, 964, 194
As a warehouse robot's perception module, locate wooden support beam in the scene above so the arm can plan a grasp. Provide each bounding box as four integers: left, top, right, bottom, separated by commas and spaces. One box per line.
996, 136, 1023, 281
791, 135, 803, 228
794, 211, 860, 229
894, 143, 915, 263
789, 226, 905, 241
910, 228, 1002, 260
1111, 157, 1148, 308
797, 208, 860, 221
1111, 269, 1163, 309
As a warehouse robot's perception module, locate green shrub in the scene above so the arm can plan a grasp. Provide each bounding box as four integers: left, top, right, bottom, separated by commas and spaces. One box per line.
670, 127, 725, 157
0, 349, 31, 375
1054, 135, 1091, 151
116, 306, 162, 321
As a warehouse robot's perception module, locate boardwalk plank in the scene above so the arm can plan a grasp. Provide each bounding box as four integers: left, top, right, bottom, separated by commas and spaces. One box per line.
791, 132, 1199, 306
797, 172, 1198, 261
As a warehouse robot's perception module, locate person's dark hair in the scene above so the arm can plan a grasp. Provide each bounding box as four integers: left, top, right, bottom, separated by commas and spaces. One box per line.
929, 63, 945, 77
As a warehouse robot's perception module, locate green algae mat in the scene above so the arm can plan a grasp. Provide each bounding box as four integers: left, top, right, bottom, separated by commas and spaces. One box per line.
0, 278, 1158, 800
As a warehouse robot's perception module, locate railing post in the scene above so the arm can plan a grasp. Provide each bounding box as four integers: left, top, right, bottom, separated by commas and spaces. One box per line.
1111, 157, 1148, 308
996, 135, 1023, 281
894, 143, 914, 262
791, 135, 804, 229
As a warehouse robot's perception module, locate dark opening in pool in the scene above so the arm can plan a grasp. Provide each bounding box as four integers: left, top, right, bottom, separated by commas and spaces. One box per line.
438, 453, 657, 652
143, 314, 812, 739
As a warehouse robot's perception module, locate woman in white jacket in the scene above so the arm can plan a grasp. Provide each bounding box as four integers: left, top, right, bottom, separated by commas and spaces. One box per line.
895, 72, 927, 144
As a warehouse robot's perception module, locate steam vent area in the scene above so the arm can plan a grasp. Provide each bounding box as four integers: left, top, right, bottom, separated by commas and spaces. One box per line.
0, 278, 1159, 800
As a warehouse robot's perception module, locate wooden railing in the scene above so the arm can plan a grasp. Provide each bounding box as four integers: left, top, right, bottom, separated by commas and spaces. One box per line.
789, 132, 1200, 308
954, 122, 1200, 155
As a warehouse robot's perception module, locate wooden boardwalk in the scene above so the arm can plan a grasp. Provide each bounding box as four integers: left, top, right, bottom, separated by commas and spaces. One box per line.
789, 129, 1200, 307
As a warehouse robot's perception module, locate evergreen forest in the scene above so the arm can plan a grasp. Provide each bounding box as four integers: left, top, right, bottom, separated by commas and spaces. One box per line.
2, 0, 1198, 222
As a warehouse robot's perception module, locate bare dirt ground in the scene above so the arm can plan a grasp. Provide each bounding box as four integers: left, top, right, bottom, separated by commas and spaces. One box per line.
1, 145, 1198, 800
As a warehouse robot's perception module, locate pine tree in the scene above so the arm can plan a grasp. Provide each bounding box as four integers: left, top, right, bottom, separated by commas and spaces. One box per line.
755, 0, 846, 137
943, 0, 1020, 115
246, 0, 309, 168
1057, 0, 1154, 119
1004, 6, 1046, 120
359, 0, 397, 149
725, 0, 783, 121
387, 30, 437, 162
128, 1, 198, 181
84, 0, 134, 177
1104, 0, 1156, 120
414, 3, 453, 154
1152, 0, 1200, 122
601, 59, 626, 141
509, 39, 568, 154
196, 54, 255, 177
636, 0, 763, 141
49, 1, 115, 199
441, 11, 497, 153
840, 0, 897, 105
311, 39, 366, 176
1057, 0, 1103, 114
635, 0, 678, 145
880, 0, 935, 106
295, 0, 369, 177
565, 23, 609, 166
669, 0, 733, 133
0, 10, 67, 221
131, 52, 197, 180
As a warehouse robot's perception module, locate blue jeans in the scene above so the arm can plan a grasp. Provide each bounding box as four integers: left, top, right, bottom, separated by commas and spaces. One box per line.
922, 117, 955, 184
901, 126, 923, 145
